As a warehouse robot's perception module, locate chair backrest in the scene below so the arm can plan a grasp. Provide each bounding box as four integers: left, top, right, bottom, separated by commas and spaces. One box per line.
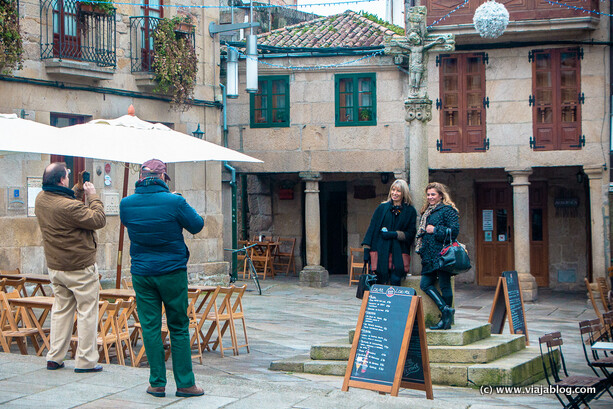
229, 285, 247, 316
194, 286, 221, 332
0, 291, 24, 331
602, 310, 613, 340
187, 289, 202, 324
349, 248, 364, 269
99, 299, 124, 340
0, 268, 20, 275
277, 237, 296, 256
121, 278, 133, 290
2, 277, 27, 298
539, 331, 565, 383
585, 278, 603, 321
596, 277, 610, 312
115, 298, 135, 338
214, 286, 235, 318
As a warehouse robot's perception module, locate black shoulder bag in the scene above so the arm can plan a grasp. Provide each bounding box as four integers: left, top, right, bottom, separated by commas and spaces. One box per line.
356, 262, 377, 299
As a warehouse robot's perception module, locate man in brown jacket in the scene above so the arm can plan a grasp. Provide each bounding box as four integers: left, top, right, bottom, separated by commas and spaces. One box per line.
35, 162, 106, 372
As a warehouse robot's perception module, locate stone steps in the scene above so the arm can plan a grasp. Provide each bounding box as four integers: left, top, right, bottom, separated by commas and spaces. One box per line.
270, 321, 556, 387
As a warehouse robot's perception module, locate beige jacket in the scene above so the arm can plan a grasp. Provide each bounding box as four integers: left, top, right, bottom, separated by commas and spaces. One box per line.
35, 189, 106, 271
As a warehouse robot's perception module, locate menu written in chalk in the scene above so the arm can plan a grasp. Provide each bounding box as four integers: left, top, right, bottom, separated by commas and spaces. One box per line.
402, 319, 424, 384
503, 270, 526, 336
488, 270, 529, 345
350, 286, 414, 386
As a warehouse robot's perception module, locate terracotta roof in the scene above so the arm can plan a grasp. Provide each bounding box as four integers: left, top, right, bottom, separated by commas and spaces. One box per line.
258, 10, 403, 49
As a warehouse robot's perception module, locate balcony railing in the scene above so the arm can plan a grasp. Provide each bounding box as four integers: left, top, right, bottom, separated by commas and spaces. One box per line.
426, 0, 599, 27
40, 0, 116, 67
130, 16, 196, 73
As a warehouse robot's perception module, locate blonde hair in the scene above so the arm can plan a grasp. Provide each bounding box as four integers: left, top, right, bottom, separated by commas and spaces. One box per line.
420, 182, 458, 213
385, 179, 412, 205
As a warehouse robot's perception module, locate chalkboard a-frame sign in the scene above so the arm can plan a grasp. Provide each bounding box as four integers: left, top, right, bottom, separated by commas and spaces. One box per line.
488, 270, 530, 345
342, 285, 433, 399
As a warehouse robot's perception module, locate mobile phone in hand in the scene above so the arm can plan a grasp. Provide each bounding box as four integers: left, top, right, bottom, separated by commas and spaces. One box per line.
82, 171, 90, 182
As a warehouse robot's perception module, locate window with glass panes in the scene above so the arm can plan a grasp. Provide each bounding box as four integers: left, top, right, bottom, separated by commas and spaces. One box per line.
532, 48, 581, 150
250, 76, 290, 128
439, 53, 486, 152
335, 73, 376, 126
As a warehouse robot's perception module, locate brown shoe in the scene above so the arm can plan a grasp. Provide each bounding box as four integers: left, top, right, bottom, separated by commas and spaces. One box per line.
146, 386, 165, 398
175, 385, 204, 397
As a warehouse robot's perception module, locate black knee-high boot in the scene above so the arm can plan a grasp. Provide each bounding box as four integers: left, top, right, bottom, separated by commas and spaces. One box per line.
425, 289, 454, 330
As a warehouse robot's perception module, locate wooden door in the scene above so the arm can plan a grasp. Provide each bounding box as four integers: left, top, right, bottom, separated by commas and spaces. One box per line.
476, 183, 514, 286
529, 182, 549, 286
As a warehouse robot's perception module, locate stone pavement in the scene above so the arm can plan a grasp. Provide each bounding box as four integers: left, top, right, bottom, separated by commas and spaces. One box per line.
1, 274, 612, 408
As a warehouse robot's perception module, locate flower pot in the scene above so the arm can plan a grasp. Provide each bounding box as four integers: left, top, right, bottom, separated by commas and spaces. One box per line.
174, 23, 194, 33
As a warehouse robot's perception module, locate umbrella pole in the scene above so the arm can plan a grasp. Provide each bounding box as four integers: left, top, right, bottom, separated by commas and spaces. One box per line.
115, 162, 130, 289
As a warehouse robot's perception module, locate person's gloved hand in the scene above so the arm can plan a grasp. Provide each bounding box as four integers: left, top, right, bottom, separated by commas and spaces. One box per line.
363, 248, 370, 263
381, 231, 398, 240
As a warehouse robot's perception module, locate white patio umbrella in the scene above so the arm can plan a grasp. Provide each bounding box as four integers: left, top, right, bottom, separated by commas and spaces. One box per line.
0, 113, 62, 155
1, 109, 262, 287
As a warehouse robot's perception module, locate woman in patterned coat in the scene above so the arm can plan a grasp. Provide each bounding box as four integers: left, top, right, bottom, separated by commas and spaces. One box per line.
415, 182, 460, 330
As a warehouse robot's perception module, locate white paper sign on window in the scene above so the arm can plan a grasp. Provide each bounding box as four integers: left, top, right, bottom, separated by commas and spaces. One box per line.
27, 177, 43, 217
482, 209, 494, 231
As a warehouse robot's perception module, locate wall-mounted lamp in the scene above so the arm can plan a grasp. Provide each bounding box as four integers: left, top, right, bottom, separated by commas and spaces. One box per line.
380, 173, 390, 184
245, 34, 258, 93
507, 174, 513, 184
576, 170, 586, 184
192, 124, 205, 139
226, 48, 239, 99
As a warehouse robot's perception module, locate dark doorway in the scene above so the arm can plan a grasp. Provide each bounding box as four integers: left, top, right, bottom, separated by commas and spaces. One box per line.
320, 182, 347, 275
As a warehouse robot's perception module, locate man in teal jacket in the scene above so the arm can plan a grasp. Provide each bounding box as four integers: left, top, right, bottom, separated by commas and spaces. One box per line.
120, 159, 204, 398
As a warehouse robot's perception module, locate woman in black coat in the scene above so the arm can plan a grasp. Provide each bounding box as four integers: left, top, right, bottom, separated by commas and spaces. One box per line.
416, 182, 460, 330
362, 179, 417, 286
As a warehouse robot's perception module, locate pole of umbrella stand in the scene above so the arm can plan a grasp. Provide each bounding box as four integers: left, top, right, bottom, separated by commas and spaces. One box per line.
116, 162, 130, 288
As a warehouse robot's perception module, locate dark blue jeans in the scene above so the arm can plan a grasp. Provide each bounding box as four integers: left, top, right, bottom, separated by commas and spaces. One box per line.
420, 270, 453, 306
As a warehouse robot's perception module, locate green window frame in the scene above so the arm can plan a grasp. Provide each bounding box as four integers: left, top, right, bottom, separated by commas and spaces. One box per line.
335, 73, 376, 127
250, 75, 290, 128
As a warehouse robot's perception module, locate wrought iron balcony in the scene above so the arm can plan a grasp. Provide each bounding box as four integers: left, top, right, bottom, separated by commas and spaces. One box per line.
40, 0, 116, 68
129, 16, 196, 73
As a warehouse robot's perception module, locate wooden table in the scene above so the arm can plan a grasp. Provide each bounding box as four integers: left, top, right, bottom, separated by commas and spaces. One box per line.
0, 273, 51, 296
99, 288, 136, 300
8, 296, 55, 355
591, 341, 613, 351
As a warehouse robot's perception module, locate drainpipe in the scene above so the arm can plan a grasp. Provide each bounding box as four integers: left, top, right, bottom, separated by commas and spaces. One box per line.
220, 84, 238, 282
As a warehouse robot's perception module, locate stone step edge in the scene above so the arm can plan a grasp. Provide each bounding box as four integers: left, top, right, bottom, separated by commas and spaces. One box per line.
310, 334, 526, 363
271, 347, 555, 387
349, 322, 492, 346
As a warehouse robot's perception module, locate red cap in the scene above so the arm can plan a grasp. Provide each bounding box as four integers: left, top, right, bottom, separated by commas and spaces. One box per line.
142, 159, 171, 181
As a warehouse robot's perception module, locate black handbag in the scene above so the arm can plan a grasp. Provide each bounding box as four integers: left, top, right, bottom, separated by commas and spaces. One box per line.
438, 228, 471, 275
356, 262, 377, 299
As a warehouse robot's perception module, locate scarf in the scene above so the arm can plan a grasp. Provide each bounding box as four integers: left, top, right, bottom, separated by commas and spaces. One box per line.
42, 184, 76, 199
415, 203, 438, 254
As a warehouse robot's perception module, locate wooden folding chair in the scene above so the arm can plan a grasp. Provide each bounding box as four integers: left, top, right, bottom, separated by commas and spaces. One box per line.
189, 286, 220, 358
213, 285, 249, 355
596, 277, 611, 312
1, 277, 27, 298
274, 237, 296, 276
586, 278, 604, 324
198, 286, 237, 357
95, 299, 136, 365
578, 319, 613, 384
348, 247, 364, 286
251, 243, 274, 280
0, 291, 40, 355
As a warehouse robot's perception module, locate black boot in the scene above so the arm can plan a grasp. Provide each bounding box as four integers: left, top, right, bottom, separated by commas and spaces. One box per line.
425, 289, 449, 330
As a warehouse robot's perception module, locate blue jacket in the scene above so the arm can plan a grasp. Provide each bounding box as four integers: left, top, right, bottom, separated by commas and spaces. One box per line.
119, 178, 204, 276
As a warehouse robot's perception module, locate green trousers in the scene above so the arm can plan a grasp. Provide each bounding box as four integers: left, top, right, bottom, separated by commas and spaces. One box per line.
132, 270, 195, 388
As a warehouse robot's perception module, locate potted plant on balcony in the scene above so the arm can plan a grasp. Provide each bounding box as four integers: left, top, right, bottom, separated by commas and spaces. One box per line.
152, 16, 198, 110
0, 0, 23, 74
78, 1, 114, 15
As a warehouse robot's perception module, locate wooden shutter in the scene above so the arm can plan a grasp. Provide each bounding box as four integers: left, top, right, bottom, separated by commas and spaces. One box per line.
439, 53, 486, 153
532, 48, 581, 150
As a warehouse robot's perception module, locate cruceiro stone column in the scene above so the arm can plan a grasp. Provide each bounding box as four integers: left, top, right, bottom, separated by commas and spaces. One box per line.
298, 172, 329, 287
506, 168, 538, 301
583, 164, 610, 279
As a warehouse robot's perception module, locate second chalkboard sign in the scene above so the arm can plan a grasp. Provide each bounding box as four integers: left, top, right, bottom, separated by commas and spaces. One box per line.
342, 285, 433, 398
488, 270, 529, 345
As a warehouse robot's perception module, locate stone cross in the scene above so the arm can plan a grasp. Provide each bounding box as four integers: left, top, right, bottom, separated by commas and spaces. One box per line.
385, 6, 455, 98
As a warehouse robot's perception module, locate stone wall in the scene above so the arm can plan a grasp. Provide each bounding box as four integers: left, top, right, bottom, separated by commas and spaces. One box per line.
0, 1, 228, 284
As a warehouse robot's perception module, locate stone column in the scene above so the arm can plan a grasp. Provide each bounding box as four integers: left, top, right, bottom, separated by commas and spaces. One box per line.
298, 172, 329, 287
583, 165, 609, 279
506, 168, 537, 301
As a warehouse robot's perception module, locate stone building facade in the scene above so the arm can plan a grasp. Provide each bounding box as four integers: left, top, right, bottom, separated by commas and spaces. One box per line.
225, 5, 610, 294
0, 0, 228, 284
